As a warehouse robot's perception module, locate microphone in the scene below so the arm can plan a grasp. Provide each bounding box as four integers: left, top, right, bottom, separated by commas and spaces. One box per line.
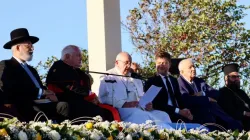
105, 80, 116, 83
86, 70, 145, 80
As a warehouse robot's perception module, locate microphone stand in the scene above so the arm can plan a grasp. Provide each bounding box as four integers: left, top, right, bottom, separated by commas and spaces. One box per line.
87, 71, 131, 78
86, 70, 146, 85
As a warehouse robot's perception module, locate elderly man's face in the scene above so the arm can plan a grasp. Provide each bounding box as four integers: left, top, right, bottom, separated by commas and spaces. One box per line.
226, 72, 241, 89
156, 57, 170, 75
68, 48, 82, 68
17, 41, 34, 62
116, 55, 131, 75
181, 60, 196, 80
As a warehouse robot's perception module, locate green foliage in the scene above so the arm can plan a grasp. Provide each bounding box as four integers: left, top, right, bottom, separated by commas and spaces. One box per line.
35, 49, 89, 83
124, 0, 250, 90
35, 56, 58, 82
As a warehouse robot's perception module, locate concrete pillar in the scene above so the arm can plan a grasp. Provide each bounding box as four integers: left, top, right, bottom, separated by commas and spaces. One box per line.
86, 0, 121, 93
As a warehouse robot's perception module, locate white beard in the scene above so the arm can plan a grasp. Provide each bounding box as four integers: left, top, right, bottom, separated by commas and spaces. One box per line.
20, 52, 33, 61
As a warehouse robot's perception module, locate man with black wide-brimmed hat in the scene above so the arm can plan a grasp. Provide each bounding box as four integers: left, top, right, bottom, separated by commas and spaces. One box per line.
218, 63, 250, 131
0, 28, 69, 122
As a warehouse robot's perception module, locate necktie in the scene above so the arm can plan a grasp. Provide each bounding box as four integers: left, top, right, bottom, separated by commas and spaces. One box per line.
190, 82, 198, 93
165, 76, 177, 107
21, 63, 41, 88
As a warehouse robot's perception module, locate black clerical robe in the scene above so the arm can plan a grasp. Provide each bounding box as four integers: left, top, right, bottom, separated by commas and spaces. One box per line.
218, 87, 250, 130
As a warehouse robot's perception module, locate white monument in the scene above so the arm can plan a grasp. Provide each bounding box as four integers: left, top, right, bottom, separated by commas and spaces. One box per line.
86, 0, 122, 93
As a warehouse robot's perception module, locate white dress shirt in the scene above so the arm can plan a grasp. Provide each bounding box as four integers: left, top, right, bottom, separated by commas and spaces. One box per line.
159, 74, 179, 114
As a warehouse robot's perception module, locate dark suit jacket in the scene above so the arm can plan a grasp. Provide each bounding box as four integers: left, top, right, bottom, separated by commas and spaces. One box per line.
177, 76, 228, 123
0, 57, 45, 105
144, 75, 183, 115
46, 60, 90, 101
177, 76, 219, 108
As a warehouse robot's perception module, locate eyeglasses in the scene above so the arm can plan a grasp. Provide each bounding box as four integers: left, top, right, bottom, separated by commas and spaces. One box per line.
228, 75, 241, 79
18, 44, 34, 49
118, 60, 131, 66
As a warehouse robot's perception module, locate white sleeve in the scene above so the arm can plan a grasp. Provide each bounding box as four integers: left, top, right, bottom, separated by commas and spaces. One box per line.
98, 76, 126, 108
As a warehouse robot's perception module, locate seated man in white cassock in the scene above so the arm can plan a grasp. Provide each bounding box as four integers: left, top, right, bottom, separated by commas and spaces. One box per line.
97, 52, 172, 128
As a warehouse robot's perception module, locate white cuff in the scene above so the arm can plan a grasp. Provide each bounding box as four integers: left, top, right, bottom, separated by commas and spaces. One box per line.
244, 111, 246, 116
175, 108, 180, 114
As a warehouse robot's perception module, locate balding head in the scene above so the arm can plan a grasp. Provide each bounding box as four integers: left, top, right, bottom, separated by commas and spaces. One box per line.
115, 52, 132, 75
178, 58, 196, 82
116, 52, 132, 62
61, 45, 82, 68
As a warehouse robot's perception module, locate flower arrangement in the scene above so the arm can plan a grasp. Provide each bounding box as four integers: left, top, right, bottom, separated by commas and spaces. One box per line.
0, 115, 249, 140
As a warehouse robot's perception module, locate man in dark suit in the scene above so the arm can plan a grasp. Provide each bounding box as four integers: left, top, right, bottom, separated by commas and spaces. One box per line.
177, 58, 242, 131
144, 52, 193, 122
218, 64, 250, 131
0, 28, 69, 122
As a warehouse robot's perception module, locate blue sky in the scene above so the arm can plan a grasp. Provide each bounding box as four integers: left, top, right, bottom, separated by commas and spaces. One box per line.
0, 0, 249, 68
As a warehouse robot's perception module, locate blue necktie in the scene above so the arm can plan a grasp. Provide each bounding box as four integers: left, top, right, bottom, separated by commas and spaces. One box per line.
21, 63, 41, 89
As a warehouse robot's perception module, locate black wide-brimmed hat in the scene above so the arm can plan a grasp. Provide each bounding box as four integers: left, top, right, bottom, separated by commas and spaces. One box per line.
3, 28, 39, 49
222, 63, 239, 75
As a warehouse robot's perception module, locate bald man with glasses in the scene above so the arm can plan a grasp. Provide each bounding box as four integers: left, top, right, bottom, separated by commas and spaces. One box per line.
97, 52, 173, 129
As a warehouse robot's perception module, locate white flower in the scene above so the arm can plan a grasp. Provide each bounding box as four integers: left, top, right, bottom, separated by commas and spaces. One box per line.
29, 121, 48, 130
100, 121, 110, 130
46, 120, 53, 125
48, 130, 61, 140
125, 134, 132, 140
117, 132, 125, 139
90, 131, 101, 140
9, 125, 19, 134
173, 130, 184, 138
130, 123, 139, 131
60, 120, 71, 127
40, 126, 51, 132
18, 130, 28, 140
227, 136, 234, 140
189, 129, 200, 135
218, 132, 230, 137
200, 134, 213, 140
143, 130, 151, 137
118, 122, 126, 129
93, 116, 103, 122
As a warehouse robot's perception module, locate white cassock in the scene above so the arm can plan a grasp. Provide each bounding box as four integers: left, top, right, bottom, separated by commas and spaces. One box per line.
96, 68, 172, 129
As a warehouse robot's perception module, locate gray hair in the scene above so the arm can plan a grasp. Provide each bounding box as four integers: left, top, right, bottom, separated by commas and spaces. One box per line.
61, 45, 80, 60
11, 45, 17, 52
178, 58, 193, 71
